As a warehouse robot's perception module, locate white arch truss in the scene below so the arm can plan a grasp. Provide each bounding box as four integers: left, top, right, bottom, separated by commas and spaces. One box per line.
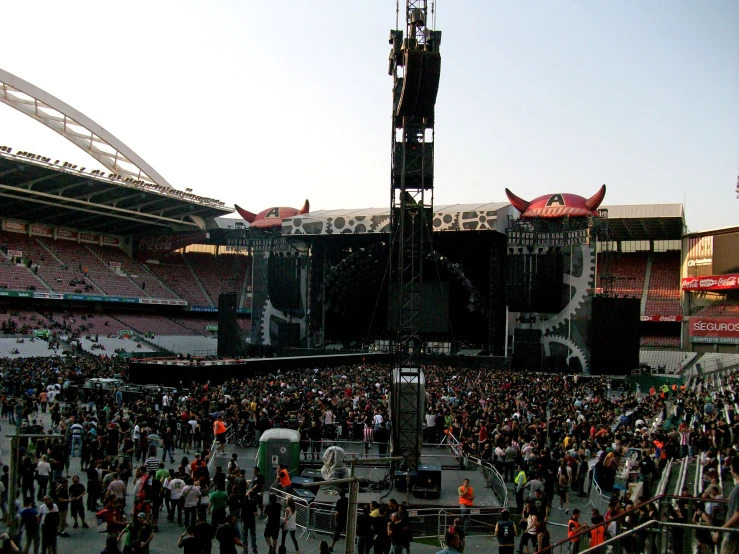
0, 68, 173, 189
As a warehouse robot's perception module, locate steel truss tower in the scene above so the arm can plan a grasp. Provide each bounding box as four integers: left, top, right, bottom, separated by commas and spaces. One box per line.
387, 1, 441, 470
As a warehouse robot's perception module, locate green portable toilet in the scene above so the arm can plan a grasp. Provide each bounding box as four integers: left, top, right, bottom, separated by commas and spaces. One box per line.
257, 429, 301, 487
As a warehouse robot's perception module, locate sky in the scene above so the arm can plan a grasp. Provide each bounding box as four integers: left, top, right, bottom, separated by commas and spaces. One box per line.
0, 1, 737, 233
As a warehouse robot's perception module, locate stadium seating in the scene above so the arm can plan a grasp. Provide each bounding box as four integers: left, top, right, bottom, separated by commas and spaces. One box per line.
37, 238, 146, 298
639, 349, 697, 373
94, 246, 179, 300
0, 309, 50, 334
185, 253, 251, 306
0, 259, 49, 292
147, 254, 213, 307
695, 304, 739, 317
645, 252, 681, 316
597, 252, 647, 298
170, 316, 218, 335
640, 336, 680, 348
77, 336, 156, 356
148, 335, 218, 356
0, 337, 61, 358
109, 313, 193, 335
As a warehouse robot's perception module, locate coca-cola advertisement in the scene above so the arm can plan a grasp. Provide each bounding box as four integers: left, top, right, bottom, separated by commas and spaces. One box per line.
56, 228, 78, 241
690, 317, 739, 344
29, 224, 53, 237
133, 231, 209, 260
2, 220, 26, 233
79, 232, 99, 244
640, 315, 683, 322
682, 273, 739, 292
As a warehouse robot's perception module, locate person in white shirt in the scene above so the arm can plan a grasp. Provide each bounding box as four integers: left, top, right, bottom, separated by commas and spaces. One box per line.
373, 412, 384, 431
36, 455, 52, 501
167, 473, 186, 525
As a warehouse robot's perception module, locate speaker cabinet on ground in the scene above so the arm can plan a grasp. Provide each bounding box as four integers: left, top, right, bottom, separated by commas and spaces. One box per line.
512, 328, 542, 370
218, 292, 240, 358
589, 297, 640, 375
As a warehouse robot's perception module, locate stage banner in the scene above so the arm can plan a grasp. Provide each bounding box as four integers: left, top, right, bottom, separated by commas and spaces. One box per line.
682, 274, 739, 292
689, 317, 739, 344
133, 231, 209, 260
640, 315, 683, 322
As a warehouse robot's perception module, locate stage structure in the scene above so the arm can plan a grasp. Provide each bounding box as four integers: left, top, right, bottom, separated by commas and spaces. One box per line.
229, 202, 311, 348
387, 0, 441, 471
505, 187, 607, 372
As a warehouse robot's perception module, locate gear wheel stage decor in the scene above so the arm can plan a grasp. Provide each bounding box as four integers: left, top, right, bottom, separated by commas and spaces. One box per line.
505, 187, 607, 373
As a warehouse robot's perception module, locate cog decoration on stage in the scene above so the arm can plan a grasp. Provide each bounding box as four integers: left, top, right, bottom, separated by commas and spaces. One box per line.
505, 186, 606, 372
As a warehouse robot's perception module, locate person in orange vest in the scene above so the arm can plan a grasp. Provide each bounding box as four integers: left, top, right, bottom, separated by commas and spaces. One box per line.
589, 508, 605, 551
213, 415, 228, 454
272, 463, 293, 494
458, 478, 474, 533
567, 509, 586, 554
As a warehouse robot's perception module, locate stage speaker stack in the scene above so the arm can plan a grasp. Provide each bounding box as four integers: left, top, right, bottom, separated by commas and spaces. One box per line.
390, 367, 425, 470
512, 328, 542, 370
589, 297, 640, 375
217, 292, 240, 358
414, 464, 441, 499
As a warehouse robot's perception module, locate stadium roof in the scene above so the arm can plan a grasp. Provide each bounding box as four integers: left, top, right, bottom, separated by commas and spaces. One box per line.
600, 203, 685, 241
0, 150, 232, 236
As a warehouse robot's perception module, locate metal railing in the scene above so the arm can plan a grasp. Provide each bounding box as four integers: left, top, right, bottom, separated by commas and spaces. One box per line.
586, 474, 610, 514
536, 494, 730, 554
269, 491, 507, 542
466, 455, 508, 509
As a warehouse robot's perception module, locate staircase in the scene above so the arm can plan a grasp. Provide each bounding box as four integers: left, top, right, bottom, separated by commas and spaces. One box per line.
183, 255, 214, 306
84, 244, 148, 296
140, 264, 182, 300
640, 253, 653, 314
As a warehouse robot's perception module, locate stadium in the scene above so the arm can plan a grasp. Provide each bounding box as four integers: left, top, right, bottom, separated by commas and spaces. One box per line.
0, 66, 737, 378
1, 5, 738, 550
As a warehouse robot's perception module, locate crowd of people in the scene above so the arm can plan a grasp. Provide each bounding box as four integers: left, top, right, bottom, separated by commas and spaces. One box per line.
0, 354, 735, 554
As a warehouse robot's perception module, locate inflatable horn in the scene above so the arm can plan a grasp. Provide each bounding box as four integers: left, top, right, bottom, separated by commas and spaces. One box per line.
505, 188, 530, 214
234, 205, 257, 223
585, 185, 607, 211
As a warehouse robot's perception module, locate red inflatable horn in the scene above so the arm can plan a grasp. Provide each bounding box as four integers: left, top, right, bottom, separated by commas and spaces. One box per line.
585, 185, 606, 211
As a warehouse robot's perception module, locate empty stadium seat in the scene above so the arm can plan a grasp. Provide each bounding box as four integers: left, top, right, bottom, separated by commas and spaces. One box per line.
645, 252, 681, 316
596, 252, 647, 298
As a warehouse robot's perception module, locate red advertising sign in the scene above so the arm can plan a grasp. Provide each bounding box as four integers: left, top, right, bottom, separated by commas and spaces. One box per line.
102, 235, 121, 246
682, 274, 739, 292
640, 315, 683, 322
689, 317, 739, 344
2, 220, 26, 233
57, 228, 77, 241
29, 224, 53, 237
79, 232, 99, 244
133, 231, 209, 260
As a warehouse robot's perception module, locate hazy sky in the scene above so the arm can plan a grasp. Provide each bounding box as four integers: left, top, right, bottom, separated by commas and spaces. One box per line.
0, 1, 736, 233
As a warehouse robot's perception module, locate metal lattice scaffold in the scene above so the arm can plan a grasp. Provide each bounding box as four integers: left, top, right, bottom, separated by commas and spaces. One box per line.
387, 1, 441, 471
388, 0, 441, 365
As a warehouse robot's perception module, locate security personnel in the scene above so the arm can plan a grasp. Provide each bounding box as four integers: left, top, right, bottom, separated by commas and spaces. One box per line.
514, 465, 527, 514
494, 510, 517, 554
567, 509, 584, 554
